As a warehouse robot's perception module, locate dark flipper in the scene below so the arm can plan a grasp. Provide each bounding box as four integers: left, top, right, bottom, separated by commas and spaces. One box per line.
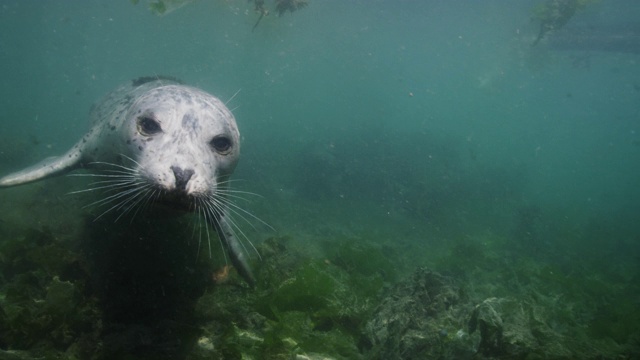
212, 213, 256, 286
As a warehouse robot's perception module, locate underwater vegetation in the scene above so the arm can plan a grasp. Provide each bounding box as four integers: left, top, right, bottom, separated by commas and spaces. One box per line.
362, 268, 473, 359
250, 0, 309, 31
192, 237, 395, 359
273, 0, 308, 16
1, 214, 638, 359
130, 0, 196, 16
0, 226, 99, 358
531, 0, 600, 45
130, 0, 309, 31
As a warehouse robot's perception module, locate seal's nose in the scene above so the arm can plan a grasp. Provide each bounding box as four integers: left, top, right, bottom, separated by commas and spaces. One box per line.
170, 166, 194, 191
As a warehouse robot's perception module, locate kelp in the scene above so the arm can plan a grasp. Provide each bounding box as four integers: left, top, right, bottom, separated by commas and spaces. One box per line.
131, 0, 196, 16
130, 0, 310, 31
531, 0, 600, 45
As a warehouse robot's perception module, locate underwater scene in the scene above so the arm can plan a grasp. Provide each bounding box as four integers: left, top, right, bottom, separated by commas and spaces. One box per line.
0, 0, 639, 359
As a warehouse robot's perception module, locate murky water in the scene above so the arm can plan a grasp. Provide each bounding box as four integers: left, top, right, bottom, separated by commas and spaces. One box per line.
0, 1, 639, 358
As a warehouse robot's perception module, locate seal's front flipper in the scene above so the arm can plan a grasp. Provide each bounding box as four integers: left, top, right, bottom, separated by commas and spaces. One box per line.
212, 213, 256, 286
0, 146, 83, 188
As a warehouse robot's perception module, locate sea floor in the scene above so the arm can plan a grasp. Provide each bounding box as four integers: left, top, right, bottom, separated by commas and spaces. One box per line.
0, 175, 638, 359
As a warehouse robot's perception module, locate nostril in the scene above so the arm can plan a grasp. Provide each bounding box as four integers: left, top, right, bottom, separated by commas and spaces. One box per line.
170, 166, 194, 191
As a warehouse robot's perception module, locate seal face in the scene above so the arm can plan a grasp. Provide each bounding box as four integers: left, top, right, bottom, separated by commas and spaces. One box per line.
112, 82, 240, 207
0, 76, 255, 284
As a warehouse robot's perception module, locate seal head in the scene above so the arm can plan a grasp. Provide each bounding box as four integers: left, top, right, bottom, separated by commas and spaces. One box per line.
124, 85, 240, 205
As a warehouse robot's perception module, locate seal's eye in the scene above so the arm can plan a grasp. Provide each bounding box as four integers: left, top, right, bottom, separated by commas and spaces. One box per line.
210, 136, 232, 154
137, 116, 162, 136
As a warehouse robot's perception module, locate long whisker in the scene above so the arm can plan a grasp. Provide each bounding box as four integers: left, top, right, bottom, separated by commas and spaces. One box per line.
85, 160, 139, 173
210, 197, 262, 261
117, 154, 145, 170
69, 172, 136, 178
215, 188, 264, 200
68, 180, 143, 195
214, 192, 259, 204
215, 178, 251, 187
65, 156, 158, 225
225, 88, 241, 105
119, 187, 155, 223
93, 185, 152, 221
84, 183, 150, 208
193, 200, 204, 257
202, 200, 228, 264
212, 194, 274, 231
206, 194, 265, 259
135, 188, 159, 218
190, 199, 201, 249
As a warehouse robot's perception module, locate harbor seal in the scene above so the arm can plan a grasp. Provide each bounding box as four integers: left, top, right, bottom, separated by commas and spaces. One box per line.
0, 76, 255, 285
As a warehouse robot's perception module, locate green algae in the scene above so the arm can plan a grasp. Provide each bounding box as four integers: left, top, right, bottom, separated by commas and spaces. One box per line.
1, 222, 639, 359
261, 261, 340, 315
0, 225, 98, 357
192, 237, 382, 359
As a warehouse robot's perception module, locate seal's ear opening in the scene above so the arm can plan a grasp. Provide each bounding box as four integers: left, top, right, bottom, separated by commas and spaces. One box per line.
210, 135, 232, 154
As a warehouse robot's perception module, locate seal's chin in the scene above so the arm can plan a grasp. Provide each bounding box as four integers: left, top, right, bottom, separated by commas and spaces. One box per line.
155, 191, 196, 212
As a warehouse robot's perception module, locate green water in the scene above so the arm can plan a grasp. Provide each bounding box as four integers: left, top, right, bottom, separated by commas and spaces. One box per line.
0, 1, 639, 358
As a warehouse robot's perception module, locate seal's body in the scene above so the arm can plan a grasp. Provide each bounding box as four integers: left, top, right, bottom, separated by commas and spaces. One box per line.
0, 76, 254, 284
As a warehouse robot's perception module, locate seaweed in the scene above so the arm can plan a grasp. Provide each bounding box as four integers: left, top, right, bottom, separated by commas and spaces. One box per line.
274, 0, 308, 17
531, 0, 600, 45
2, 220, 638, 358
0, 226, 98, 357
130, 0, 310, 31
130, 0, 196, 16
192, 237, 385, 359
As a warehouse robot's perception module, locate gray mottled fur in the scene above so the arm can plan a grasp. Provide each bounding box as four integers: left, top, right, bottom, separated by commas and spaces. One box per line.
0, 77, 255, 285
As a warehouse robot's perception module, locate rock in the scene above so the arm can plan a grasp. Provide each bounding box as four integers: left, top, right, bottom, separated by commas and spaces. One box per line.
468, 297, 571, 358
362, 267, 476, 359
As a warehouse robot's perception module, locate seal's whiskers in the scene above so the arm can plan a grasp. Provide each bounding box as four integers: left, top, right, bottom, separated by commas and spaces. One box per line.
67, 160, 155, 222
69, 161, 268, 265
212, 191, 273, 231
203, 192, 263, 260
224, 88, 241, 105
203, 199, 246, 266
196, 197, 228, 263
